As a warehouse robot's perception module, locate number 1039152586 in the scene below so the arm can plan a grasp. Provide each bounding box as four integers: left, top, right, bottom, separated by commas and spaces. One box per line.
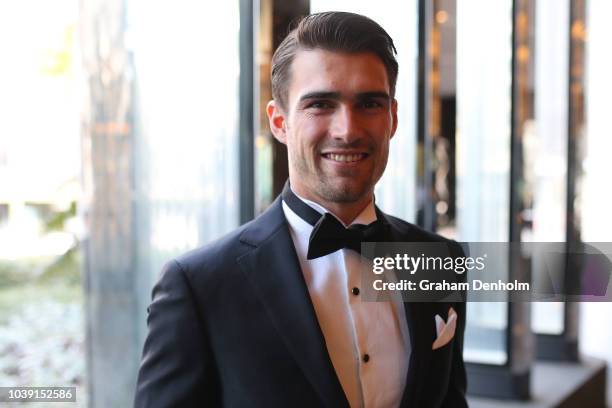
0, 387, 76, 402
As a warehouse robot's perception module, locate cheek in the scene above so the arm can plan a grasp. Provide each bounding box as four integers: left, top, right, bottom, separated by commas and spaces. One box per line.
289, 122, 326, 153
373, 138, 391, 164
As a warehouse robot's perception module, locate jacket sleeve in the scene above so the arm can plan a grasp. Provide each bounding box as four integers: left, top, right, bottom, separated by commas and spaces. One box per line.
134, 260, 220, 407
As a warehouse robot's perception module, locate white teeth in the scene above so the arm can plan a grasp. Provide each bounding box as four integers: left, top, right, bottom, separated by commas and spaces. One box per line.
326, 153, 365, 162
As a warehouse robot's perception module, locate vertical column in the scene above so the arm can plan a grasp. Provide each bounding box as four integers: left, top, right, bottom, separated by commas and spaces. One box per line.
79, 0, 139, 406
240, 0, 255, 223
433, 0, 457, 234
416, 0, 435, 230
564, 0, 587, 357
508, 0, 534, 396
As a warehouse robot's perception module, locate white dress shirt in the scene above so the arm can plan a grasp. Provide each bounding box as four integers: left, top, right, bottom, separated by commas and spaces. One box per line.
282, 191, 410, 408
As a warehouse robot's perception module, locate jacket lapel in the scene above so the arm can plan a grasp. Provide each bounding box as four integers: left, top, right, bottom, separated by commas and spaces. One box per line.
237, 198, 349, 408
400, 302, 433, 407
377, 210, 439, 407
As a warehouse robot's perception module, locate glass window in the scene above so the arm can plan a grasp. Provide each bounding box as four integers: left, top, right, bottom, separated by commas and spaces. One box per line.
529, 0, 570, 336
127, 0, 241, 278
583, 1, 612, 241
0, 0, 84, 398
81, 2, 242, 404
456, 0, 513, 365
580, 0, 612, 363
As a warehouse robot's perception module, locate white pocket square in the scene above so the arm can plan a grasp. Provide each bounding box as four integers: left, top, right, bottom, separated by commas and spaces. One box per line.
432, 307, 457, 350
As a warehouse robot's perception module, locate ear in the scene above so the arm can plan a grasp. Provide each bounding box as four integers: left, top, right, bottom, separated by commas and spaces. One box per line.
266, 100, 288, 144
390, 98, 398, 139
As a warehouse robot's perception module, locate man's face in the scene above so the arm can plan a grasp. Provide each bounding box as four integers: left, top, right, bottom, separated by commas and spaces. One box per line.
267, 48, 398, 207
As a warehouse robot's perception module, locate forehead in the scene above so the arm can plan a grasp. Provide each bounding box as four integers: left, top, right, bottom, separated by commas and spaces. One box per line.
287, 49, 390, 103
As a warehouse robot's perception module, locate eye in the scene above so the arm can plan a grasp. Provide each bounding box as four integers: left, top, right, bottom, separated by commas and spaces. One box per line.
306, 100, 333, 110
359, 99, 383, 109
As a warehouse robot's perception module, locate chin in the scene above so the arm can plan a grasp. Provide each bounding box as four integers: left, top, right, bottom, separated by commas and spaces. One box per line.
317, 181, 372, 204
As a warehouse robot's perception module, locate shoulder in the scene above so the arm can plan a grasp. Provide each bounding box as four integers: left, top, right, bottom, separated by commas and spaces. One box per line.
174, 224, 249, 271
152, 224, 250, 298
382, 212, 466, 257
382, 213, 451, 242
160, 198, 286, 291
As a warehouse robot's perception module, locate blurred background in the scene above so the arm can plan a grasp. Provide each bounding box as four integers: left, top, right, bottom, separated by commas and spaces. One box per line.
0, 0, 611, 406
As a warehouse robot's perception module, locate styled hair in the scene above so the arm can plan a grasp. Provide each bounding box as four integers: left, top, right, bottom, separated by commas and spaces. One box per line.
271, 11, 398, 110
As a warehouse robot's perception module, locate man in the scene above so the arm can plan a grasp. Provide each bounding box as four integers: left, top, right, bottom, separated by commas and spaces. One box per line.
135, 11, 467, 408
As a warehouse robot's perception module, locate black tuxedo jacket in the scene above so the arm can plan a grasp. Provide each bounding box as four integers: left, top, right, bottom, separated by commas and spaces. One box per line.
134, 197, 468, 407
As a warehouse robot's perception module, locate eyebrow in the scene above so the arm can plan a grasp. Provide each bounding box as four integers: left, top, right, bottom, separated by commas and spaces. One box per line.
299, 91, 391, 102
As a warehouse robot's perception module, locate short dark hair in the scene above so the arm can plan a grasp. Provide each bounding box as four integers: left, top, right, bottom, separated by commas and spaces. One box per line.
271, 11, 398, 110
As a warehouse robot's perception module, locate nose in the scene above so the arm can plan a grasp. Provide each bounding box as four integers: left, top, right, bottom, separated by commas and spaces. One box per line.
329, 106, 362, 142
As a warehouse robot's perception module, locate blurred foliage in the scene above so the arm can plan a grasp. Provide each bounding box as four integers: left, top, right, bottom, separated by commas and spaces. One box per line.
40, 24, 75, 77
0, 283, 82, 325
0, 250, 84, 398
39, 245, 81, 285
0, 244, 81, 289
43, 201, 77, 232
0, 261, 39, 288
0, 289, 85, 400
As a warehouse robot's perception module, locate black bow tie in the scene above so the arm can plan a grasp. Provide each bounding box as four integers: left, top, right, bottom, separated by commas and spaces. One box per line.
281, 183, 388, 260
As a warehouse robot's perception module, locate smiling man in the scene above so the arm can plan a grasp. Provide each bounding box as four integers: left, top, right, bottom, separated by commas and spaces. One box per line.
268, 48, 396, 225
135, 12, 467, 408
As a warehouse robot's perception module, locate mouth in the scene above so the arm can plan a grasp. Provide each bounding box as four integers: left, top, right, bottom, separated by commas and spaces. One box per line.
321, 152, 369, 163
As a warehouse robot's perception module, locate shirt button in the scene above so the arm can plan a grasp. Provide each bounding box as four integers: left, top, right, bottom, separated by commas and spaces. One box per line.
351, 287, 360, 296
363, 353, 370, 363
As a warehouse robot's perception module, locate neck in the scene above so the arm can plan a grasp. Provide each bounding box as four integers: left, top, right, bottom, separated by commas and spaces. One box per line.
291, 184, 373, 226
321, 200, 373, 226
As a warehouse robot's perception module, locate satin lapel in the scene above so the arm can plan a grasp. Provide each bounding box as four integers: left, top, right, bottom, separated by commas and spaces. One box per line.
377, 210, 438, 407
237, 200, 349, 408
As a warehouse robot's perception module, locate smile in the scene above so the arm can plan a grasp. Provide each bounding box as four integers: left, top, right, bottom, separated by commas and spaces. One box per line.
322, 153, 368, 163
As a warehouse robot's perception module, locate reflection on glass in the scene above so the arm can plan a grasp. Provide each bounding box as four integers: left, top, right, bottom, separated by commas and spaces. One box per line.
529, 0, 569, 336
127, 2, 240, 280
456, 0, 512, 365
310, 0, 419, 222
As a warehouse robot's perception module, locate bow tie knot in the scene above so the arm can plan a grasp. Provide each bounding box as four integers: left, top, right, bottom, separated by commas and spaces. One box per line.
307, 213, 387, 260
280, 182, 388, 260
